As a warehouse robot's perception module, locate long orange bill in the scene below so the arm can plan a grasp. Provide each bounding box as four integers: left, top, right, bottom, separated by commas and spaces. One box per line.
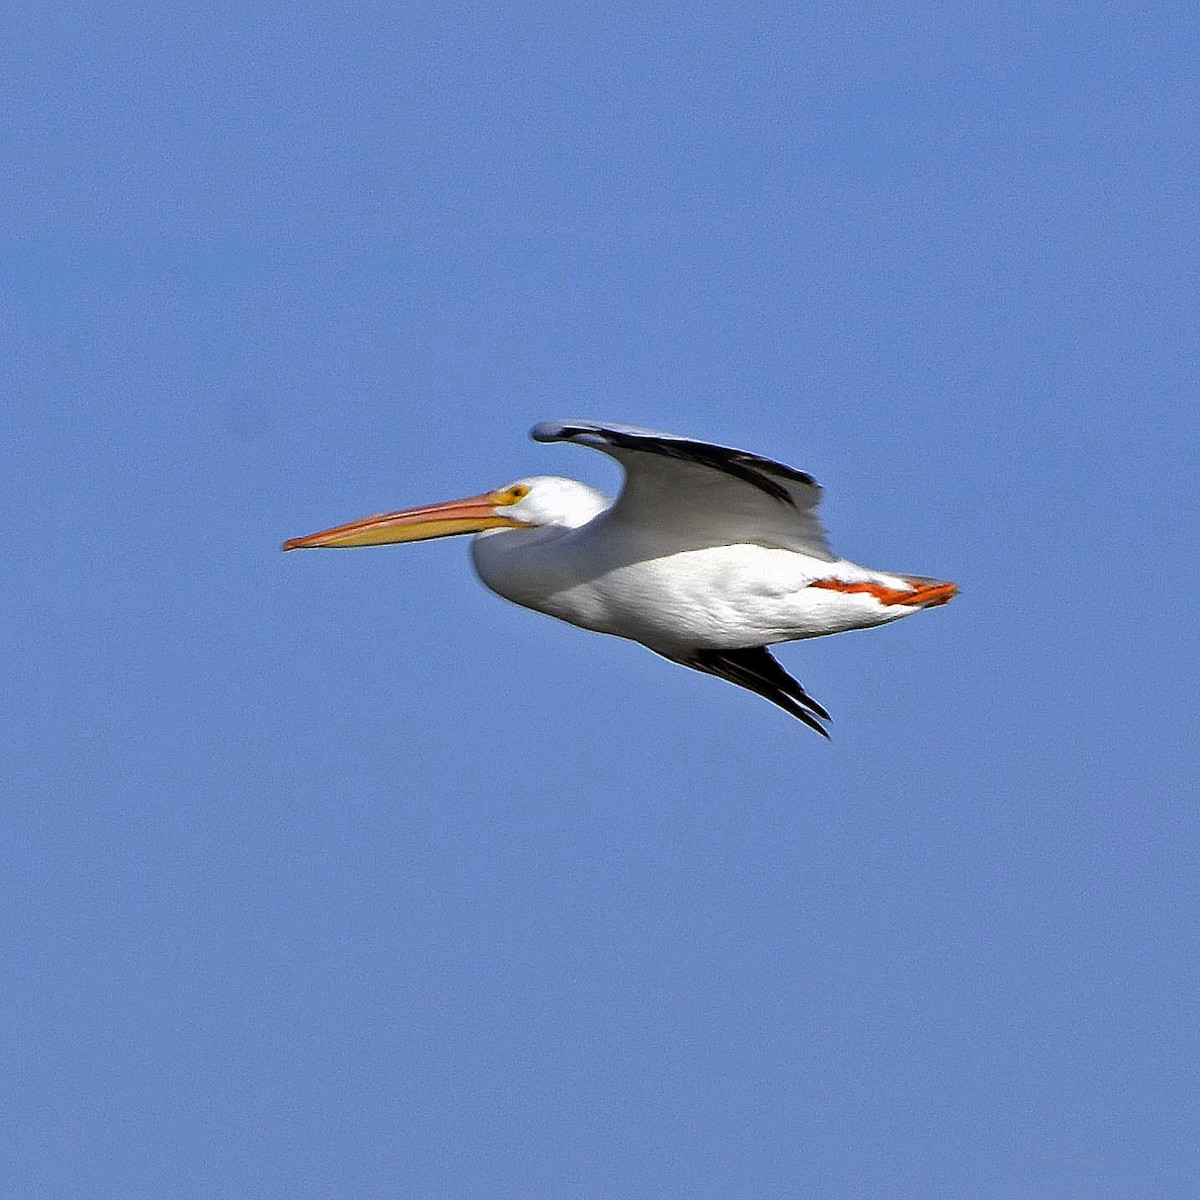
282, 491, 525, 550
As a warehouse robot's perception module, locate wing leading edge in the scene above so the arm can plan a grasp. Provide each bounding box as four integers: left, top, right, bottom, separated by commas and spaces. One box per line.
531, 420, 834, 559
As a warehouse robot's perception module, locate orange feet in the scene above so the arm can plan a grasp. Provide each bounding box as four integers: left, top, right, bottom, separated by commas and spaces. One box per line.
809, 576, 958, 608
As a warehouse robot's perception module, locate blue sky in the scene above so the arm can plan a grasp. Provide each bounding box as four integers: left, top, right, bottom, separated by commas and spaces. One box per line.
3, 3, 1196, 1196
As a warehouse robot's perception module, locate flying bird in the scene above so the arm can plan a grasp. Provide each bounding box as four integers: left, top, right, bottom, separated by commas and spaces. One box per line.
284, 421, 956, 735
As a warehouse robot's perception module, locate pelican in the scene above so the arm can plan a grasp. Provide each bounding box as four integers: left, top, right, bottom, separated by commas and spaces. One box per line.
284, 421, 956, 735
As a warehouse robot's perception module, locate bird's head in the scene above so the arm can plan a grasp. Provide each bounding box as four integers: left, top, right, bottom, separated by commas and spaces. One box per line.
282, 475, 608, 551
484, 476, 608, 532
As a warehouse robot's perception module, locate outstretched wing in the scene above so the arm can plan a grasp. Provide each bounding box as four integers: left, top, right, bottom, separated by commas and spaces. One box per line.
662, 645, 832, 737
531, 420, 834, 559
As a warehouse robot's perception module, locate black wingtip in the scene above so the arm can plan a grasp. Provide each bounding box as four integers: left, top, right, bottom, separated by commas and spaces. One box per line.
670, 646, 833, 737
805, 715, 833, 740
530, 420, 816, 507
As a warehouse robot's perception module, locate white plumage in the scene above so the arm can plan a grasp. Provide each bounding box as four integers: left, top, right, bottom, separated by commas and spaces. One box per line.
284, 421, 957, 735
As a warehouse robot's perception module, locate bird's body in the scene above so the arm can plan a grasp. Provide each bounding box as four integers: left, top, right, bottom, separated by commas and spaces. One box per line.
472, 498, 928, 651
284, 421, 957, 735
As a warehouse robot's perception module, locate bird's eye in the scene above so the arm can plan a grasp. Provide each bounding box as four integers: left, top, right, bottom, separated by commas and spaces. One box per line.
508, 485, 529, 501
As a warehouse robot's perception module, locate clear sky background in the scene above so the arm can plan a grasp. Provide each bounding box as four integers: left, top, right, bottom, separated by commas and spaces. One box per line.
3, 4, 1197, 1197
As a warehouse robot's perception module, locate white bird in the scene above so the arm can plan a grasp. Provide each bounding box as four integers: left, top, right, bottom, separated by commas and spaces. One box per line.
284, 421, 956, 735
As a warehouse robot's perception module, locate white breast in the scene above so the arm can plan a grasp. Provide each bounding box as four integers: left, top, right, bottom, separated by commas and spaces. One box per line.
473, 520, 916, 653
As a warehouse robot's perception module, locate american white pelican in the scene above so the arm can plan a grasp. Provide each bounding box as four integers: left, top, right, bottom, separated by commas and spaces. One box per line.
284, 421, 956, 735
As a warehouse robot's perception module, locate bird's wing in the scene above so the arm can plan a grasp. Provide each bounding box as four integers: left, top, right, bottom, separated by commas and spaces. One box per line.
531, 420, 834, 558
661, 645, 832, 737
